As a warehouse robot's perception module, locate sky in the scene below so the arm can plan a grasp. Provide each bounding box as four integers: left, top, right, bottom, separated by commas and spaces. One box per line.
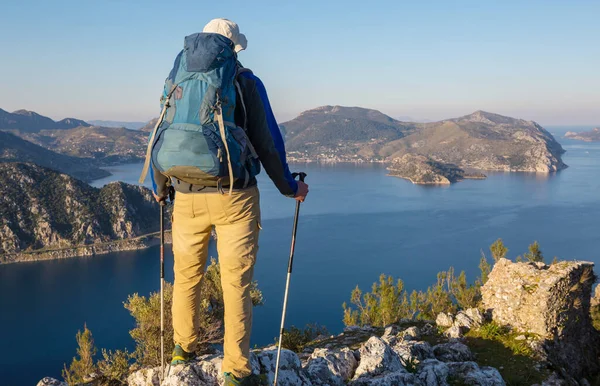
0, 0, 598, 125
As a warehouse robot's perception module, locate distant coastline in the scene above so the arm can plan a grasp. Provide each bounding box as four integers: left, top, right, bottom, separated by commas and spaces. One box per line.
0, 231, 172, 265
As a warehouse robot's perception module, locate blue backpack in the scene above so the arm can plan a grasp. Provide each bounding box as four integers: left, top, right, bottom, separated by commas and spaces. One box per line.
139, 33, 260, 194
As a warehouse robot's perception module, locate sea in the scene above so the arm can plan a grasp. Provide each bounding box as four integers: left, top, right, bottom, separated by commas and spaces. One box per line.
1, 128, 599, 385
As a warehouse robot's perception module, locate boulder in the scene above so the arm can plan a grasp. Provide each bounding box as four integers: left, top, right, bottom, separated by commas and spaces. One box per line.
454, 309, 484, 331
432, 342, 474, 362
256, 347, 312, 386
36, 378, 67, 386
349, 371, 421, 385
306, 347, 358, 385
446, 362, 505, 386
454, 312, 474, 329
416, 359, 450, 386
352, 336, 404, 380
393, 340, 434, 364
421, 323, 436, 336
443, 326, 463, 340
401, 326, 421, 341
436, 313, 454, 328
381, 325, 400, 345
464, 308, 485, 326
481, 258, 600, 378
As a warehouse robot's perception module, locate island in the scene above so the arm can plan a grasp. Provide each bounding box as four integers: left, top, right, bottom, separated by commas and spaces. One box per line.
388, 154, 486, 184
565, 128, 600, 142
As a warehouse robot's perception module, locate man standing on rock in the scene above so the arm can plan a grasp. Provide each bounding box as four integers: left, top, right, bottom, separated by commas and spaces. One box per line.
149, 18, 309, 386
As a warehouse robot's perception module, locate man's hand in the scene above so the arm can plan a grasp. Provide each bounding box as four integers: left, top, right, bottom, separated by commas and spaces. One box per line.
153, 192, 167, 203
294, 181, 309, 202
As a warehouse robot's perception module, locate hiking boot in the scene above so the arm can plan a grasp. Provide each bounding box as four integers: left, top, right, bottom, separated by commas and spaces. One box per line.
170, 344, 196, 365
223, 372, 267, 386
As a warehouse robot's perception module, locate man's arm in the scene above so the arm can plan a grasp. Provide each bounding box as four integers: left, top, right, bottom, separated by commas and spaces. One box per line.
239, 72, 299, 197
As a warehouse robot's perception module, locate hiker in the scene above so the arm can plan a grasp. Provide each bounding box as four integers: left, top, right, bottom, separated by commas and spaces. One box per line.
149, 18, 309, 385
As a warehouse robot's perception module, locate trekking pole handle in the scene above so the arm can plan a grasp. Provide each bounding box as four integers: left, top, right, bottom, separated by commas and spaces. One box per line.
292, 172, 307, 182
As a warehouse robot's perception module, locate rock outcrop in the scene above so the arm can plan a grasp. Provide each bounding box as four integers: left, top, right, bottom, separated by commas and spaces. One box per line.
126, 325, 505, 386
481, 258, 600, 379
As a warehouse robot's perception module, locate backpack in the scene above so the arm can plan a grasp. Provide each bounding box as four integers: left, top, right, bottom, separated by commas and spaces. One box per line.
139, 32, 260, 194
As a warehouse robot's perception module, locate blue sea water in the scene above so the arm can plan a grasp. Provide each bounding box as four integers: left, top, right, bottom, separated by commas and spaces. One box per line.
1, 135, 599, 385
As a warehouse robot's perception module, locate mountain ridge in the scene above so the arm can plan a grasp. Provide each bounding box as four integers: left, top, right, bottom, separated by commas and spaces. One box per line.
0, 131, 109, 181
0, 163, 160, 261
0, 108, 92, 132
282, 106, 567, 173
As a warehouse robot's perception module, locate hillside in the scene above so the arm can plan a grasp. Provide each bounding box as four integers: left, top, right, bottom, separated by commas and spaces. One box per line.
15, 126, 148, 164
565, 128, 600, 142
283, 107, 567, 172
139, 118, 159, 132
0, 131, 109, 181
0, 108, 91, 132
0, 163, 159, 261
281, 106, 415, 161
88, 120, 147, 130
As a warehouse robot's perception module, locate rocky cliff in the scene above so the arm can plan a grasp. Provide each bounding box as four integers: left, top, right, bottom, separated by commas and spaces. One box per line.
0, 163, 160, 263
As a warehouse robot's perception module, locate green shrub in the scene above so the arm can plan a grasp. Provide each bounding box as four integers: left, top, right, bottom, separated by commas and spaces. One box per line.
97, 349, 130, 385
342, 274, 411, 327
478, 321, 506, 340
62, 324, 97, 385
278, 324, 328, 352
517, 241, 544, 263
490, 239, 508, 262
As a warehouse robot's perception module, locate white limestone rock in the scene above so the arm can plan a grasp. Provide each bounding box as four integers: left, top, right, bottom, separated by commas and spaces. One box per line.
436, 313, 454, 328
401, 326, 421, 341
446, 362, 505, 386
432, 342, 474, 362
352, 336, 404, 381
37, 378, 67, 386
392, 340, 434, 364
416, 359, 450, 386
257, 347, 312, 386
306, 347, 358, 385
443, 326, 463, 340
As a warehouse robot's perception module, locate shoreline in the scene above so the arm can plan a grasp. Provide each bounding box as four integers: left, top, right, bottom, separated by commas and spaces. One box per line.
0, 231, 173, 265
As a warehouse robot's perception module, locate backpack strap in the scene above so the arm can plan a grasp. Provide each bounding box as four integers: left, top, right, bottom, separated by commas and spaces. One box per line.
138, 84, 178, 184
215, 98, 235, 196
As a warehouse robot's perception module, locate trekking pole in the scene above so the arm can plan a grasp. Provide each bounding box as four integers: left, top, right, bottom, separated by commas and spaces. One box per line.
274, 172, 307, 386
159, 200, 166, 381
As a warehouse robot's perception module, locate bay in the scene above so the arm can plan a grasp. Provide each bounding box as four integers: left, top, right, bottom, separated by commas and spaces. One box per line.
1, 134, 599, 385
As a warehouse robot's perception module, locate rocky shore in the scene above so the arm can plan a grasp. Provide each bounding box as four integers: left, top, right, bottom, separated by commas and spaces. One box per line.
0, 232, 171, 264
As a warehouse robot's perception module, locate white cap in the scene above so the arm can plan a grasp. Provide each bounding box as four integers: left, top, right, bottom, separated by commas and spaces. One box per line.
202, 18, 247, 53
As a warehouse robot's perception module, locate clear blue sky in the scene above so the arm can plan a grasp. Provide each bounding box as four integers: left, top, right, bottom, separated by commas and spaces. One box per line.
1, 0, 598, 125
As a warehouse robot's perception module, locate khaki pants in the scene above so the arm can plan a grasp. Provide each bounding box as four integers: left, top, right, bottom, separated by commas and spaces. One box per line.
171, 186, 261, 378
